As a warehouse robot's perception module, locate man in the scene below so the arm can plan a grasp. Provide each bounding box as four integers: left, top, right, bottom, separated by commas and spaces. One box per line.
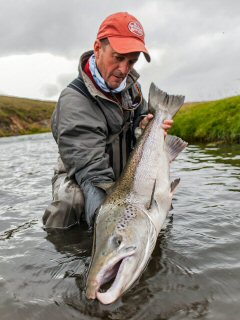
43, 12, 173, 229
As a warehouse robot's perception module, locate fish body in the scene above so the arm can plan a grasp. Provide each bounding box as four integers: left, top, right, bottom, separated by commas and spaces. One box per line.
86, 83, 187, 304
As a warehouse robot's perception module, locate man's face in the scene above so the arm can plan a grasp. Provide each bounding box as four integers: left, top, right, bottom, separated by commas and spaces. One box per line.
94, 40, 140, 89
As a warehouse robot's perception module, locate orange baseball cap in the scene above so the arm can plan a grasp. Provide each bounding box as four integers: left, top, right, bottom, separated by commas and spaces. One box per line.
97, 12, 151, 62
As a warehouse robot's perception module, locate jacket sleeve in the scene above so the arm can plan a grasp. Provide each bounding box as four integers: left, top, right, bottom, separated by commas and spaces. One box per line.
56, 88, 115, 225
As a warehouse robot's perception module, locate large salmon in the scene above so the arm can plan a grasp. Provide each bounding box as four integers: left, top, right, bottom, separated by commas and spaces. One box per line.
86, 83, 187, 304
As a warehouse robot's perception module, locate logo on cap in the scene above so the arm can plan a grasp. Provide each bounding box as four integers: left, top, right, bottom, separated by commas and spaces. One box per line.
128, 21, 144, 37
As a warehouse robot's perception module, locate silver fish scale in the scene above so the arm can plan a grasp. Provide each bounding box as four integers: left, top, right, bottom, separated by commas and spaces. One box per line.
133, 113, 165, 199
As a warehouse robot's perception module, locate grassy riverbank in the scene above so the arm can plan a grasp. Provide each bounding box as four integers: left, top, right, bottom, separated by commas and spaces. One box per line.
0, 94, 239, 143
0, 95, 55, 137
170, 95, 240, 144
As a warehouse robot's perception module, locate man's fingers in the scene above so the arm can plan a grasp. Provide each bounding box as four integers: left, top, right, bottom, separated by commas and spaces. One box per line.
162, 119, 174, 130
140, 113, 154, 129
147, 114, 154, 120
163, 119, 174, 126
162, 119, 174, 138
162, 124, 172, 130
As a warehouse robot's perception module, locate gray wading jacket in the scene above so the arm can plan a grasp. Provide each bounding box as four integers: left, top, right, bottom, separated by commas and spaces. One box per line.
51, 51, 148, 226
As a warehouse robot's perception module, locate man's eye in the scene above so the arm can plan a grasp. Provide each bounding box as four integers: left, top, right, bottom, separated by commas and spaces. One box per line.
115, 56, 124, 62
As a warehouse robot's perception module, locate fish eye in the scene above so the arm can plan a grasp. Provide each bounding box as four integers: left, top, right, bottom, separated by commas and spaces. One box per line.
112, 234, 122, 248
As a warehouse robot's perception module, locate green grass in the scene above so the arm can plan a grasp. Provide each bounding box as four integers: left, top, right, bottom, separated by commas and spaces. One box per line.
0, 94, 240, 144
0, 95, 56, 137
170, 96, 240, 144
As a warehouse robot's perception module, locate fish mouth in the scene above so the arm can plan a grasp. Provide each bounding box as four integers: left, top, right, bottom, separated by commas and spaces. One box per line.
87, 248, 136, 304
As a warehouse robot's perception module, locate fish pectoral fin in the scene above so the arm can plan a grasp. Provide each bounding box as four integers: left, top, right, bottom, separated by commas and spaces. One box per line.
93, 182, 115, 194
170, 203, 174, 211
170, 178, 180, 194
165, 135, 188, 162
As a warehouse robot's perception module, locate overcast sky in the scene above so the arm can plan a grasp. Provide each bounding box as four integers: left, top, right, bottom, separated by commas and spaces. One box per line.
0, 0, 239, 102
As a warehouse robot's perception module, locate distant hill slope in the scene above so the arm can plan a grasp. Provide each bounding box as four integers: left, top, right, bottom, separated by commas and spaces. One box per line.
170, 95, 240, 144
0, 96, 56, 137
0, 94, 239, 143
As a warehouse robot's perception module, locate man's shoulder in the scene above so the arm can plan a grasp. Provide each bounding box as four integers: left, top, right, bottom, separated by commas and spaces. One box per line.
57, 86, 96, 113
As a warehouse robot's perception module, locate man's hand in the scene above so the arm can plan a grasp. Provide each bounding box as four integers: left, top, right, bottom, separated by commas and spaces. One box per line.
139, 113, 174, 136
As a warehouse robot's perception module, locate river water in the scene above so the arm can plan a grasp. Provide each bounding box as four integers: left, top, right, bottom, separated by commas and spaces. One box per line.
0, 133, 239, 320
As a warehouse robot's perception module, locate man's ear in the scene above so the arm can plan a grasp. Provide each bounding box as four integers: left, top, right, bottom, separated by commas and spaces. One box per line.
94, 39, 102, 59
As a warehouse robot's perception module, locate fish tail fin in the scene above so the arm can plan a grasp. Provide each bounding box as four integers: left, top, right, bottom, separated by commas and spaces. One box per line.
165, 134, 188, 162
148, 82, 185, 118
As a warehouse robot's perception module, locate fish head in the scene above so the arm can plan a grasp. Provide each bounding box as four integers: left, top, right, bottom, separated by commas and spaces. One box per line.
86, 202, 155, 304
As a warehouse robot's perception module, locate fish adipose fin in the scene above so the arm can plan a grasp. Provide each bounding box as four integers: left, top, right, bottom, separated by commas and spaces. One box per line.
165, 135, 188, 162
148, 82, 185, 118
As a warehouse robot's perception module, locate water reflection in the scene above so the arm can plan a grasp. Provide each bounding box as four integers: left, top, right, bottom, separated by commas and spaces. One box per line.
196, 144, 240, 167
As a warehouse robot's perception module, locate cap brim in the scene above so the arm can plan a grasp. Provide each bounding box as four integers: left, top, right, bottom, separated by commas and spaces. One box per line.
108, 37, 151, 62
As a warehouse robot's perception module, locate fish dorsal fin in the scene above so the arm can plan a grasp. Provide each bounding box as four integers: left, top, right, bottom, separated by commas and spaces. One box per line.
94, 182, 115, 195
171, 178, 180, 194
165, 135, 188, 162
147, 179, 156, 210
148, 82, 185, 118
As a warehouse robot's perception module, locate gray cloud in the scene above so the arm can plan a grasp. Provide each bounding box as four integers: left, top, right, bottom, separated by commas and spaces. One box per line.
1, 0, 239, 101
41, 83, 59, 99
2, 0, 240, 56
0, 0, 140, 57
41, 72, 77, 98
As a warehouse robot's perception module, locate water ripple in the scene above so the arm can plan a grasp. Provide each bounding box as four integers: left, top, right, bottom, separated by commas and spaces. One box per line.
0, 134, 239, 319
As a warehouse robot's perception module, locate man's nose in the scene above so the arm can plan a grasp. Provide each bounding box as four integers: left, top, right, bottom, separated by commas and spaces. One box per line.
118, 61, 130, 75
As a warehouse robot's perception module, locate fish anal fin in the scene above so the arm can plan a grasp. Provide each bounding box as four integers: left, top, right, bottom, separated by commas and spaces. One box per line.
165, 135, 188, 162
